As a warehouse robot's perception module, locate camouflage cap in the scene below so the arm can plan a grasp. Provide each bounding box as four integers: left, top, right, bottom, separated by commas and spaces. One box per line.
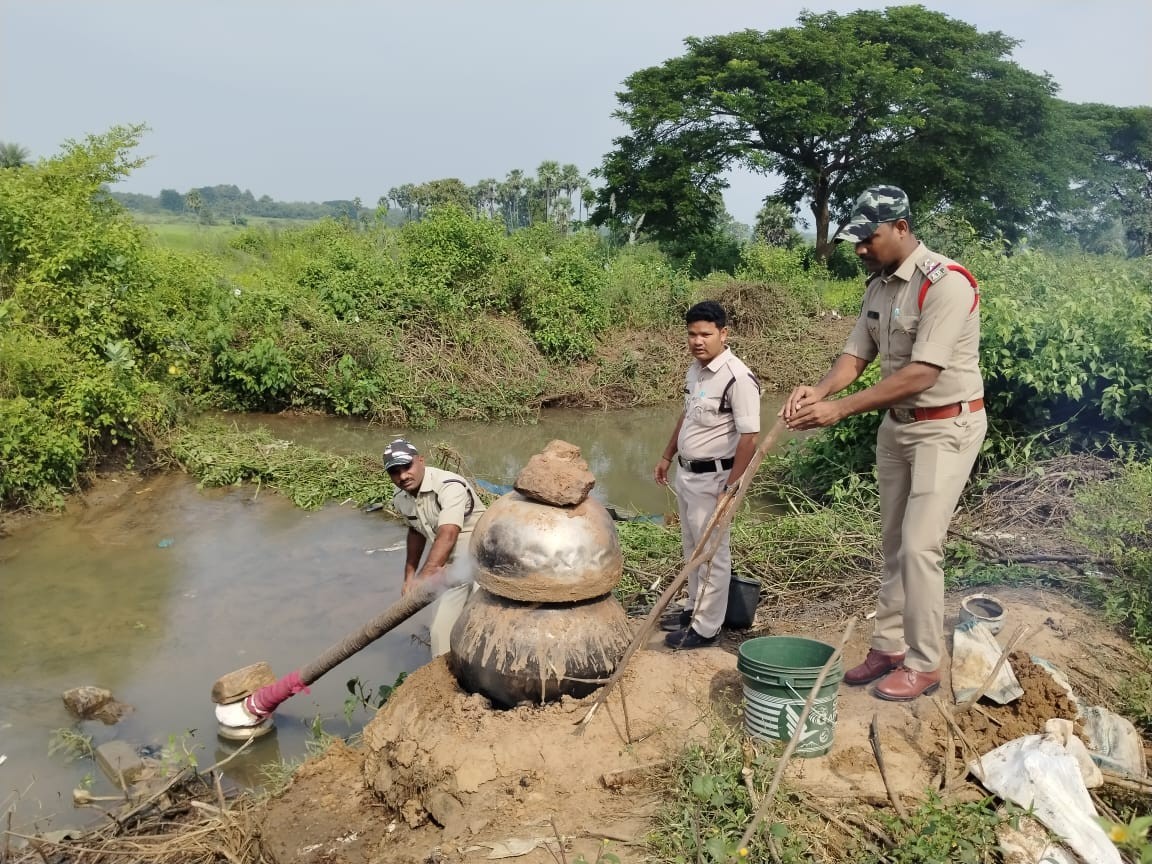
835, 186, 911, 242
382, 438, 420, 470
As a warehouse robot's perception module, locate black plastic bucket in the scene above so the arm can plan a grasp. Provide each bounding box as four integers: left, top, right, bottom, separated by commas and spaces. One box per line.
725, 571, 760, 629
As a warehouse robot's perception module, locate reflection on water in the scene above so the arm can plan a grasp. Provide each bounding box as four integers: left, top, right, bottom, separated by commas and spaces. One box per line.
0, 402, 792, 832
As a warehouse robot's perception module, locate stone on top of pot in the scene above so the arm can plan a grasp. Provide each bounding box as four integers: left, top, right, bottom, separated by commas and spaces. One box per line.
514, 439, 595, 507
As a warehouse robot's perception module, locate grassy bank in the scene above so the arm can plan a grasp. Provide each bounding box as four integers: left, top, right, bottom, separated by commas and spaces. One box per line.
0, 127, 851, 511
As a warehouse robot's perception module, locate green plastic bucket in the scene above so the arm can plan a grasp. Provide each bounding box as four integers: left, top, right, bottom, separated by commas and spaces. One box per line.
737, 636, 843, 757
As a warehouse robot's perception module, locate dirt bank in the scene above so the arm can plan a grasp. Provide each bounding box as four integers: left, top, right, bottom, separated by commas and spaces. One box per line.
253, 586, 1147, 864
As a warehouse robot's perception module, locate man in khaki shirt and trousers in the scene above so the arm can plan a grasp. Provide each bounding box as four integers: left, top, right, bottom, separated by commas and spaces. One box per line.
383, 439, 487, 658
783, 186, 986, 701
656, 301, 760, 650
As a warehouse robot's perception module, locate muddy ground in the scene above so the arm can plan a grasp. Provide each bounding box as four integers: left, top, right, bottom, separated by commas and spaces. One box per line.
256, 586, 1147, 864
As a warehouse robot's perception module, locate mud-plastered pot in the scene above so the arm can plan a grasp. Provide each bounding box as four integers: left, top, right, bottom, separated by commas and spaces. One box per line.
448, 587, 632, 707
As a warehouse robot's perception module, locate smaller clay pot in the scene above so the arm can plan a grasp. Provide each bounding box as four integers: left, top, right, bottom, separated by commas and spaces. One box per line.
448, 588, 632, 708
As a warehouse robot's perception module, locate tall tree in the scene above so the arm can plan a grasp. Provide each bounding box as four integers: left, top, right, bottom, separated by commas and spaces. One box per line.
535, 160, 560, 223
0, 141, 31, 169
499, 169, 527, 231
1061, 103, 1152, 256
753, 198, 802, 248
594, 6, 1065, 258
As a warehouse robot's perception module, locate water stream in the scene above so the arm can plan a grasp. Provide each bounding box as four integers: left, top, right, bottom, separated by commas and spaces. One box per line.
0, 400, 788, 832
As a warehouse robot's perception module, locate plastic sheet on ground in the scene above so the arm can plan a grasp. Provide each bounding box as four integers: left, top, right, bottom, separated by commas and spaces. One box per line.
1080, 704, 1148, 779
951, 618, 1024, 704
997, 813, 1079, 864
970, 732, 1121, 864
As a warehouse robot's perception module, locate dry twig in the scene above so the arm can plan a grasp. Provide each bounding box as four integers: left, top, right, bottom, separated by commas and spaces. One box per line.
868, 712, 908, 822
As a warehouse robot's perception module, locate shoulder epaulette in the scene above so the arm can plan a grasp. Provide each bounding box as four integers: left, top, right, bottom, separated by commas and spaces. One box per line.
920, 256, 948, 284
917, 263, 979, 314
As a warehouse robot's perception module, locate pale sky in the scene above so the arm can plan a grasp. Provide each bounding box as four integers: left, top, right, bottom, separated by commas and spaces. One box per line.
2, 0, 1150, 223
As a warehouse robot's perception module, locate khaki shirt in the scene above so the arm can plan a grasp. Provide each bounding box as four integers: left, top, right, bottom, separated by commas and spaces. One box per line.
677, 348, 761, 461
392, 465, 487, 551
843, 242, 983, 409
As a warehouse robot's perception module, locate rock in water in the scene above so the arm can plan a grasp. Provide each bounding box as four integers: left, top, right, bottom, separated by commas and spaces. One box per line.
62, 686, 112, 720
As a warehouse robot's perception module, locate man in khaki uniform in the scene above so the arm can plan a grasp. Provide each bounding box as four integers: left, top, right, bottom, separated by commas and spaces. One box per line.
383, 439, 487, 658
782, 186, 986, 701
655, 301, 760, 650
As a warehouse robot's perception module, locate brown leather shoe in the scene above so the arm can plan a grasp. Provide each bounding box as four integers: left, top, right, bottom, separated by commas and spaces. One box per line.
874, 667, 941, 702
844, 649, 906, 685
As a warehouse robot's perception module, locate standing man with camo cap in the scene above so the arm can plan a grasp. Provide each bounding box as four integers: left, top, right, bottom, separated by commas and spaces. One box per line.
781, 185, 986, 701
655, 301, 761, 650
383, 439, 487, 657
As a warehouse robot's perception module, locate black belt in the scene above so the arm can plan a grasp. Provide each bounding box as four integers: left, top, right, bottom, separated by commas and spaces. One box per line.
678, 455, 734, 474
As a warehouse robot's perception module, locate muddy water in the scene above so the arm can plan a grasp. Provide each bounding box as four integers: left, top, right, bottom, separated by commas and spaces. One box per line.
0, 400, 789, 831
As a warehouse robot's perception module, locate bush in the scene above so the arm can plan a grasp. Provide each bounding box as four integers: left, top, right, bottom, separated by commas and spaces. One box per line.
0, 398, 86, 506
1070, 459, 1152, 644
781, 248, 1152, 498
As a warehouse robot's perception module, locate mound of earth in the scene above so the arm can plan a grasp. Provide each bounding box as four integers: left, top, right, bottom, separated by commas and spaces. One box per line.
259, 640, 733, 864
257, 586, 1148, 863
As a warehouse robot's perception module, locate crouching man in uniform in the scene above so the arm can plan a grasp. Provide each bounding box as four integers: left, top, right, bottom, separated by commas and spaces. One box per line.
383, 439, 486, 658
782, 186, 986, 701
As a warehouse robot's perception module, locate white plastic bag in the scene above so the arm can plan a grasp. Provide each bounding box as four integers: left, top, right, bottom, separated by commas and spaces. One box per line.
971, 734, 1121, 864
951, 619, 1024, 704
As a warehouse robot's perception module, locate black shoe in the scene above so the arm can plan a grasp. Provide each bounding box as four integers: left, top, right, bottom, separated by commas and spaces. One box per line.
664, 626, 718, 650
660, 610, 692, 632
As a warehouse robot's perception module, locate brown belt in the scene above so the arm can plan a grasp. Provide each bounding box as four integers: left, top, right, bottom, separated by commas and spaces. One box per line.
889, 398, 985, 423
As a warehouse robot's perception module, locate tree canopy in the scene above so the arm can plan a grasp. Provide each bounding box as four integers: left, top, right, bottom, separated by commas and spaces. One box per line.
1059, 104, 1152, 256
593, 5, 1069, 258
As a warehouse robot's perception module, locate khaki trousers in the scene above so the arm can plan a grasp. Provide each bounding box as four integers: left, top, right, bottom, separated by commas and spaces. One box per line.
428, 533, 475, 658
674, 467, 731, 638
873, 408, 987, 671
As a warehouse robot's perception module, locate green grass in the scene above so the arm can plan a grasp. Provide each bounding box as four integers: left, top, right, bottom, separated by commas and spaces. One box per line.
142, 216, 319, 252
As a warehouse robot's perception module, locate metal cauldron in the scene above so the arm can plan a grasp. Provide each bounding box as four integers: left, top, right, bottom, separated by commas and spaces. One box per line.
470, 492, 623, 603
448, 587, 632, 707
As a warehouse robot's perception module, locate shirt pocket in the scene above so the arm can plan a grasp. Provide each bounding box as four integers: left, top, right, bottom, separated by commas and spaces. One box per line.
889, 314, 920, 360
687, 395, 726, 427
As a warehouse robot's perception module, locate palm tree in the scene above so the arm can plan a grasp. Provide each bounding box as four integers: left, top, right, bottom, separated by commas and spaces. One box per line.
500, 170, 527, 231
558, 163, 582, 231
0, 141, 31, 168
536, 161, 560, 224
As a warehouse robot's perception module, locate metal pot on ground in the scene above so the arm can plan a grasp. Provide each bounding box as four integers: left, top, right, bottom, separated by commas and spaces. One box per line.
448, 587, 632, 708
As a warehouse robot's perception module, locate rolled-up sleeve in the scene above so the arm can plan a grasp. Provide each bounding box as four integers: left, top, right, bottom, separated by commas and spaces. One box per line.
843, 295, 878, 362
911, 272, 976, 369
435, 483, 471, 529
730, 373, 761, 434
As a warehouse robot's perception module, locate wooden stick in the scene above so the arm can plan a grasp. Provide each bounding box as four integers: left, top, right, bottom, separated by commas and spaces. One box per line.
1101, 770, 1152, 793
940, 722, 954, 792
577, 419, 787, 732
931, 696, 985, 779
946, 527, 1002, 555
868, 712, 908, 822
731, 617, 856, 859
956, 625, 1029, 712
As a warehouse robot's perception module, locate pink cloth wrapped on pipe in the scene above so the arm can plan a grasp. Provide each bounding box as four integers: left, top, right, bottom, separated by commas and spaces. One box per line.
245, 670, 310, 718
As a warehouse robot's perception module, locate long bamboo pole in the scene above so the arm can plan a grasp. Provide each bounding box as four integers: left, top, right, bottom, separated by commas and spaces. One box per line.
577, 418, 787, 732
